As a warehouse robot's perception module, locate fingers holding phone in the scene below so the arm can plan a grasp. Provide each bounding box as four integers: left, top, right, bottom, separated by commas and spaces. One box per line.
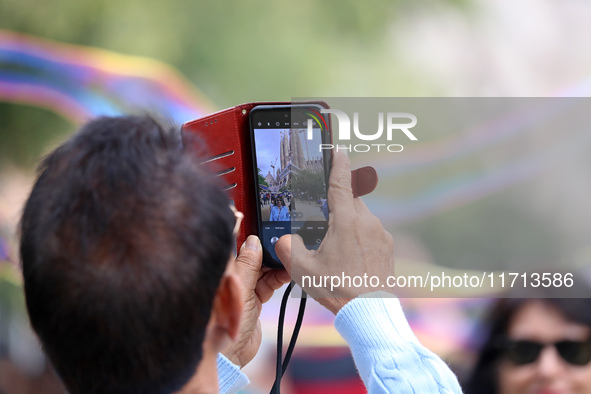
276, 150, 395, 314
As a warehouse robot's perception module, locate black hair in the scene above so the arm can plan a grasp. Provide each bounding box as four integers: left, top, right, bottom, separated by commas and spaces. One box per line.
19, 115, 235, 394
463, 283, 591, 394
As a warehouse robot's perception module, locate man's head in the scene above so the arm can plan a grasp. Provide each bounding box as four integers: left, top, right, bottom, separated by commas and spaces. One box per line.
20, 115, 239, 393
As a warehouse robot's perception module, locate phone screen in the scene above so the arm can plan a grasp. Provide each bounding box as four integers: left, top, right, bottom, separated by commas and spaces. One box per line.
250, 105, 331, 268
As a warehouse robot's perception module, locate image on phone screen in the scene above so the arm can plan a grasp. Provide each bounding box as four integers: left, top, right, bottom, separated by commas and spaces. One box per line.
250, 106, 330, 267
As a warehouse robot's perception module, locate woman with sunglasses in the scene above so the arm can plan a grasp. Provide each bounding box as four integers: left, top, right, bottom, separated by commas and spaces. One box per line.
270, 196, 290, 221
464, 284, 591, 394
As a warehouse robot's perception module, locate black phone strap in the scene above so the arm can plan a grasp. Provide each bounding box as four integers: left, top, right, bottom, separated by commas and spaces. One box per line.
270, 281, 307, 394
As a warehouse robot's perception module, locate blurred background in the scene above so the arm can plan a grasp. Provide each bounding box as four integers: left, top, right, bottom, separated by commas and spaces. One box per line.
2, 0, 591, 392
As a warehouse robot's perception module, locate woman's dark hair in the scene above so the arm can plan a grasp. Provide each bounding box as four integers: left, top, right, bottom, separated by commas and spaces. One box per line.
463, 283, 591, 394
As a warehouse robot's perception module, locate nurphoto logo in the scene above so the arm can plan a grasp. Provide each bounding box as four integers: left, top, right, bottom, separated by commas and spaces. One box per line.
305, 108, 418, 153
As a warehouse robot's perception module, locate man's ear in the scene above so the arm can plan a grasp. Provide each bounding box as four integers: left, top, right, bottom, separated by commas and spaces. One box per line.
211, 273, 242, 341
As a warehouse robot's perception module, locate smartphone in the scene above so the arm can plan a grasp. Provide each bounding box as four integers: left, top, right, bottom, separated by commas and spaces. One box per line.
249, 104, 332, 268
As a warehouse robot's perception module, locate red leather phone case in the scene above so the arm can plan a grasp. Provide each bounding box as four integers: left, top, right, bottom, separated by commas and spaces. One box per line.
181, 101, 377, 249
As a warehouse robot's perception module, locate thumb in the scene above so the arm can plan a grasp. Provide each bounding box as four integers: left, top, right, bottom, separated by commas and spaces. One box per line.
234, 235, 263, 289
274, 234, 311, 275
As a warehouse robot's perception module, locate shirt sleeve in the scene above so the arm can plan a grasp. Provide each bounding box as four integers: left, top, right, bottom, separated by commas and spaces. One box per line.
334, 296, 463, 394
217, 353, 250, 394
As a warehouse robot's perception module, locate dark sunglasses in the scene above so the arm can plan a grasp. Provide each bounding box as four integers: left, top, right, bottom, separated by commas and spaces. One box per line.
501, 339, 591, 366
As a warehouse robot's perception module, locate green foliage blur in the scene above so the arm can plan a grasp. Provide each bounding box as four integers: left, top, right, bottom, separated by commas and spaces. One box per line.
3, 0, 564, 276
0, 104, 75, 167
257, 167, 268, 188
0, 0, 464, 168
291, 169, 326, 201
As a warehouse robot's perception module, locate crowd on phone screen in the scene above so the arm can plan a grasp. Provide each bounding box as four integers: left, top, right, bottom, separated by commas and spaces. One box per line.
261, 192, 330, 222
261, 192, 292, 221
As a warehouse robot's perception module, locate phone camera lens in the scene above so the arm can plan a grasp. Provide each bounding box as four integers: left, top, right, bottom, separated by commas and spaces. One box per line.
275, 122, 280, 126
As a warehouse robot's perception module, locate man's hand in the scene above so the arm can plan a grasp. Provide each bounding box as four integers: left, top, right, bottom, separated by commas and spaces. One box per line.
221, 235, 291, 368
275, 151, 394, 315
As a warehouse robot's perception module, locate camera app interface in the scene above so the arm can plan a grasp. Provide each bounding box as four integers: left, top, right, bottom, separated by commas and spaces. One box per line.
254, 120, 328, 263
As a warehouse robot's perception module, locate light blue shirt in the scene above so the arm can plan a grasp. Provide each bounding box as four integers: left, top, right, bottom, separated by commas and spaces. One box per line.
270, 205, 290, 221
217, 296, 463, 393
